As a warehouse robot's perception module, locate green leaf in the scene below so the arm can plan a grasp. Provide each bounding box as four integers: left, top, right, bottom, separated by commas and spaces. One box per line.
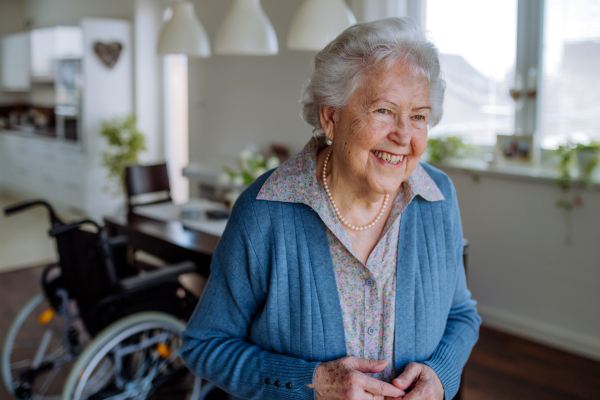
99, 114, 147, 195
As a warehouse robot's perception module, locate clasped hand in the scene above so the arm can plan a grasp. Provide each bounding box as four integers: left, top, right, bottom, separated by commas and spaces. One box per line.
307, 356, 444, 400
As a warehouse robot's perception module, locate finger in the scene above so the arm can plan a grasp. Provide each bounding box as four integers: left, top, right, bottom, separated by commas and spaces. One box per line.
348, 357, 389, 374
363, 391, 391, 400
401, 372, 439, 400
363, 376, 405, 398
401, 381, 427, 400
392, 362, 423, 391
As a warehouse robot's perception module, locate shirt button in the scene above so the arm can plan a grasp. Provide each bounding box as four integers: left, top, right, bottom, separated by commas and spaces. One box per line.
264, 378, 270, 385
365, 278, 373, 286
274, 380, 281, 387
368, 327, 376, 335
286, 382, 293, 389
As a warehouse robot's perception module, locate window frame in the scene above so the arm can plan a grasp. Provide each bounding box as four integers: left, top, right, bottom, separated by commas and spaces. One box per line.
419, 0, 547, 166
515, 0, 544, 164
355, 0, 600, 182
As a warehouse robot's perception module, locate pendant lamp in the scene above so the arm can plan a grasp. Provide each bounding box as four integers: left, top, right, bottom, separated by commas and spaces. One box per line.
157, 2, 211, 57
288, 0, 356, 51
215, 0, 278, 55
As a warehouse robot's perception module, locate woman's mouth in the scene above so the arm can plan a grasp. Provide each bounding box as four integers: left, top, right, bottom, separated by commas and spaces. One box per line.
372, 150, 405, 165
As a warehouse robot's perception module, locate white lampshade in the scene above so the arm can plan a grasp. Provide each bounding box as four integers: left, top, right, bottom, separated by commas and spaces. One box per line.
157, 2, 211, 58
215, 0, 278, 56
288, 0, 356, 51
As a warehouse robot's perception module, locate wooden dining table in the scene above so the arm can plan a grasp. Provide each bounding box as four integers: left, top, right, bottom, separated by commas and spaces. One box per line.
104, 211, 221, 277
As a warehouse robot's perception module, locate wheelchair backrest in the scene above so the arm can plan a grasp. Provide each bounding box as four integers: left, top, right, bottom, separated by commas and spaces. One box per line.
54, 228, 119, 331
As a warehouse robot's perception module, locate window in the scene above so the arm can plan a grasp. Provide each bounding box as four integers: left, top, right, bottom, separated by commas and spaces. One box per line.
539, 0, 600, 149
425, 0, 517, 146
421, 0, 600, 153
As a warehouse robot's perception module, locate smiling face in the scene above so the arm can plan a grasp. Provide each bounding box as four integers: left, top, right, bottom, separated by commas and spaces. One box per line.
320, 61, 431, 198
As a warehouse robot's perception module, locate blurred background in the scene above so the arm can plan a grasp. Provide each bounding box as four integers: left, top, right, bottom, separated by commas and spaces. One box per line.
0, 1, 599, 399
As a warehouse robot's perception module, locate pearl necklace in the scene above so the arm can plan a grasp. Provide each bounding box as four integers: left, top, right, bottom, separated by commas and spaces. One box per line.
322, 149, 389, 231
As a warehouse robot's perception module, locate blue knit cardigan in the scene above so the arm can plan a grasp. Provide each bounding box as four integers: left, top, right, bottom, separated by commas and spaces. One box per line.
180, 162, 481, 400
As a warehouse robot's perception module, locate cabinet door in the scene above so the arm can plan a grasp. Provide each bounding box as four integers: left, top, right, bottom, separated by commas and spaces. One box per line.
55, 26, 83, 59
1, 32, 31, 91
30, 28, 55, 81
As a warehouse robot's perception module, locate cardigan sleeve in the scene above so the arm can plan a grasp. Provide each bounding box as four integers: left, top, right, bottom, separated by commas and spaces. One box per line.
423, 182, 482, 400
179, 199, 320, 400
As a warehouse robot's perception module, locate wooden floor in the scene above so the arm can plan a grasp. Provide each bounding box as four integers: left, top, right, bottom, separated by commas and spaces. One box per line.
1, 265, 599, 400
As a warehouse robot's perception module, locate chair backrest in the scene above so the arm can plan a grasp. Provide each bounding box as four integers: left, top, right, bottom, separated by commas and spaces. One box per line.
125, 163, 172, 210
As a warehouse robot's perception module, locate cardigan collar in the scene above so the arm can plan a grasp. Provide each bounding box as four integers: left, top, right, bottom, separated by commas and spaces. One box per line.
256, 136, 445, 205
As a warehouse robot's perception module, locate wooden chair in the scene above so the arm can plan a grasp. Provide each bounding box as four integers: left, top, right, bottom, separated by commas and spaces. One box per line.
124, 163, 174, 271
125, 163, 172, 212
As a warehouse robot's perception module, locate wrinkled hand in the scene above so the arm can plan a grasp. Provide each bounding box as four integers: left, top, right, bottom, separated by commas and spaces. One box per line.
306, 356, 405, 400
387, 362, 444, 400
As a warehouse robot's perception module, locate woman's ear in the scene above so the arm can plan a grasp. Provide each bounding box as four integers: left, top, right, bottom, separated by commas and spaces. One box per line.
319, 105, 337, 141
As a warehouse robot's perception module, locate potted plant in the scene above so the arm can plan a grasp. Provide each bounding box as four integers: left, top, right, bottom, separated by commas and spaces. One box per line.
219, 146, 283, 207
100, 115, 147, 195
221, 143, 286, 186
576, 142, 600, 186
553, 140, 600, 245
426, 135, 469, 163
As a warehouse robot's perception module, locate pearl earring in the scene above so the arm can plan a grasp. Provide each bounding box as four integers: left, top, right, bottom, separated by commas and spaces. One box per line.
326, 139, 333, 146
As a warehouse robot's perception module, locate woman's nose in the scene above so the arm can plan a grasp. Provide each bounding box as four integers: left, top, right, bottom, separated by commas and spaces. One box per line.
388, 118, 412, 146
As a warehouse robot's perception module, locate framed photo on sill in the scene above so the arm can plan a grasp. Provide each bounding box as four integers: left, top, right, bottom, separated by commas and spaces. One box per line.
496, 134, 533, 166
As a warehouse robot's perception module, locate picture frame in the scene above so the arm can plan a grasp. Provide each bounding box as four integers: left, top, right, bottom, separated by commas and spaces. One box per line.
496, 134, 533, 166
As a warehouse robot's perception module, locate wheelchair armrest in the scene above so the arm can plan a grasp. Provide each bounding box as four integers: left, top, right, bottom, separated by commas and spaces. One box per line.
118, 260, 196, 293
108, 235, 129, 249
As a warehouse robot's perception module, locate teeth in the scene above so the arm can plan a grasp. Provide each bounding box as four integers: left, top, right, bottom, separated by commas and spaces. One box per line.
374, 150, 403, 165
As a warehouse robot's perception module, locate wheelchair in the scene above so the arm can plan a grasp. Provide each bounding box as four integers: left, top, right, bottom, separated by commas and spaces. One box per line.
1, 199, 217, 400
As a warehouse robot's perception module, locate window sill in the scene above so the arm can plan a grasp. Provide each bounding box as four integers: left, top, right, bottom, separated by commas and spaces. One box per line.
429, 158, 600, 190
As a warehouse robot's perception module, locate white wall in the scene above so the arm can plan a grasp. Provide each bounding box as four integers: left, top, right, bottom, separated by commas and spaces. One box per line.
446, 170, 600, 360
134, 0, 164, 164
0, 0, 26, 35
186, 1, 600, 360
81, 18, 134, 217
188, 0, 318, 162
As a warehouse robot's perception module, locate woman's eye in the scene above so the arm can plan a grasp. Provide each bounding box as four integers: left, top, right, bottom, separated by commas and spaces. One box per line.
376, 109, 389, 114
414, 115, 425, 121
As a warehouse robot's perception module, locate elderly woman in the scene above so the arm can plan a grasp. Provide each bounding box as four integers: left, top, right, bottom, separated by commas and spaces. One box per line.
181, 17, 480, 400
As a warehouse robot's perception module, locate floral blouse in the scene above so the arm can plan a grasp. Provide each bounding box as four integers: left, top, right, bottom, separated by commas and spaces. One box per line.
256, 137, 444, 382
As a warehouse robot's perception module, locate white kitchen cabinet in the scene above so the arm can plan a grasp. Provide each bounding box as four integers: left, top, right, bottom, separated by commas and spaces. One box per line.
30, 28, 55, 81
30, 26, 83, 82
0, 131, 85, 208
1, 32, 31, 91
54, 26, 83, 59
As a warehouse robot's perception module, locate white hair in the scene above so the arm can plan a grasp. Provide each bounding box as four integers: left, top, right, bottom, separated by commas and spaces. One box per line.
301, 17, 445, 134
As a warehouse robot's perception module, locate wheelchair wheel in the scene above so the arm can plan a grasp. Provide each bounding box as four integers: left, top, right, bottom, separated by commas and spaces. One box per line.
2, 293, 88, 400
61, 312, 201, 400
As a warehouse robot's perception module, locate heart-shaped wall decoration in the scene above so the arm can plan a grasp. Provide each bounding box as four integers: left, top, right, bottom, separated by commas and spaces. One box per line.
93, 41, 123, 69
